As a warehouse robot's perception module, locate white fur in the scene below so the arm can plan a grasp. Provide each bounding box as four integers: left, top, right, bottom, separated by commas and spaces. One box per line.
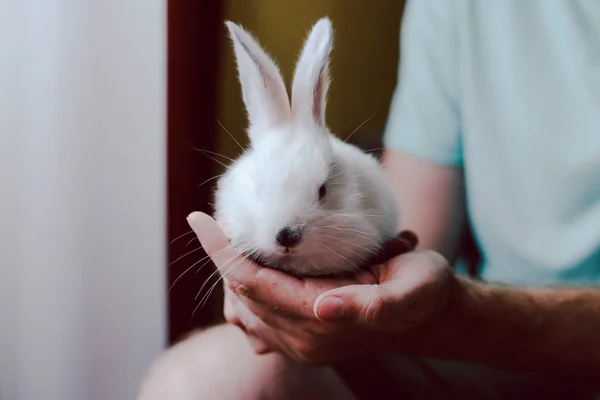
215, 18, 399, 276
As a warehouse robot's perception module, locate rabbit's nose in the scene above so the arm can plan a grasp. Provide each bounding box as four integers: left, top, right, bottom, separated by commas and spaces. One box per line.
276, 227, 302, 248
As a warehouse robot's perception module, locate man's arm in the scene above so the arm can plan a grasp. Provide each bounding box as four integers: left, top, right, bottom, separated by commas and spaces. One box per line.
381, 148, 465, 263
420, 276, 600, 389
379, 0, 600, 389
380, 0, 466, 263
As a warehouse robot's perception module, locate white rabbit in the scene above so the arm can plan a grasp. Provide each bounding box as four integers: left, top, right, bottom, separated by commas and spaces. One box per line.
214, 17, 399, 276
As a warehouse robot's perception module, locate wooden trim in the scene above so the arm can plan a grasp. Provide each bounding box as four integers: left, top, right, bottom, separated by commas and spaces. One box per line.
167, 0, 224, 344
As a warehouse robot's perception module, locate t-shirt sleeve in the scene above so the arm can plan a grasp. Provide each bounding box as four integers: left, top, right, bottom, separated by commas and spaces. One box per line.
382, 0, 463, 166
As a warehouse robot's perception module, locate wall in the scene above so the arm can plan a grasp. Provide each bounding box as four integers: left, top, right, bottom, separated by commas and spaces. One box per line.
0, 1, 166, 399
215, 0, 406, 163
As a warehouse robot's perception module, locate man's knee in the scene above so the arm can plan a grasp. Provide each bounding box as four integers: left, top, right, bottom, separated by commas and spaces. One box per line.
137, 324, 266, 399
137, 323, 355, 400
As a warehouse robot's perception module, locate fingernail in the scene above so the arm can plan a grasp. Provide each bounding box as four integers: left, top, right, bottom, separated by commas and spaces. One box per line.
186, 212, 205, 227
316, 297, 345, 320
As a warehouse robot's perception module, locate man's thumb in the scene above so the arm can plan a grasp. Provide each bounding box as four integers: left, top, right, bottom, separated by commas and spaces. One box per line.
313, 284, 390, 327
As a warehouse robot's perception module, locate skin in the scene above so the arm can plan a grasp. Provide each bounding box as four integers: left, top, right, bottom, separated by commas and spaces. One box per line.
188, 149, 600, 392
380, 149, 466, 262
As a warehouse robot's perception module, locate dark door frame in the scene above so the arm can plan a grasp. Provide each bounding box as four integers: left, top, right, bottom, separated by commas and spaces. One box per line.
167, 0, 225, 344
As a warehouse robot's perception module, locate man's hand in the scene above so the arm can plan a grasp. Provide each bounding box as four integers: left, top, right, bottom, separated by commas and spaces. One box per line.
188, 211, 458, 365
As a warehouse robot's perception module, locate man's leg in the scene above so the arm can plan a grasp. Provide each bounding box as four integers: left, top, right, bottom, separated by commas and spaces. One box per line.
137, 323, 357, 400
138, 323, 596, 400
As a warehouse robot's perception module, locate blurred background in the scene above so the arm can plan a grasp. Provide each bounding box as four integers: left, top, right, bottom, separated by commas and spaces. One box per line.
2, 1, 166, 400
1, 1, 477, 399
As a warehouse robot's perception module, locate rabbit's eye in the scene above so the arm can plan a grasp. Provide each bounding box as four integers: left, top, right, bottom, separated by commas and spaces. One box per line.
318, 184, 327, 200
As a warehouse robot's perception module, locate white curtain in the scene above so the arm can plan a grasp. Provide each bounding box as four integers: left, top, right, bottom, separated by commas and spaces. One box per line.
0, 1, 167, 399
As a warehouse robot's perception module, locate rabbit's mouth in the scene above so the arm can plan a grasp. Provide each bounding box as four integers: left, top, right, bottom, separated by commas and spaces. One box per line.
246, 252, 269, 268
245, 250, 310, 277
249, 252, 298, 268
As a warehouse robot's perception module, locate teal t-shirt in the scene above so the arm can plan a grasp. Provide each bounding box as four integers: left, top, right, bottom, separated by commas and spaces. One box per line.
383, 0, 600, 286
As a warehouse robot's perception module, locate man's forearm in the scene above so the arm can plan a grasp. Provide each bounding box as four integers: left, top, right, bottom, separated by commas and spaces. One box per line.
381, 149, 466, 263
423, 277, 600, 388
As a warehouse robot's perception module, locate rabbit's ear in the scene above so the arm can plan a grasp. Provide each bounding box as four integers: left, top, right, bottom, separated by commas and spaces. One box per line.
291, 18, 333, 128
225, 21, 291, 133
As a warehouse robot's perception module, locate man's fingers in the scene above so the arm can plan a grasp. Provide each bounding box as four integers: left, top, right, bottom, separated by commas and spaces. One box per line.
365, 230, 419, 267
246, 335, 273, 354
187, 212, 260, 284
238, 267, 318, 319
315, 251, 440, 328
313, 283, 382, 325
398, 230, 419, 249
313, 282, 416, 328
223, 287, 244, 328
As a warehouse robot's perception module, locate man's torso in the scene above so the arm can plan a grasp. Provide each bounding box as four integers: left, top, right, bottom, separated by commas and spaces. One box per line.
457, 0, 600, 285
